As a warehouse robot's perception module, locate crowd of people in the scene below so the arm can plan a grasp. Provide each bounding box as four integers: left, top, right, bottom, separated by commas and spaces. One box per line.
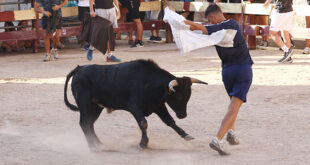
0, 0, 309, 63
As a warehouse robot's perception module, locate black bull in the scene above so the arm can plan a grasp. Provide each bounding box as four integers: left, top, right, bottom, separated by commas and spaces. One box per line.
64, 60, 207, 151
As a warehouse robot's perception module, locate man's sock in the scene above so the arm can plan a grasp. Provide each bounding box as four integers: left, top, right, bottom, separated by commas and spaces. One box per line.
107, 53, 112, 57
281, 45, 289, 52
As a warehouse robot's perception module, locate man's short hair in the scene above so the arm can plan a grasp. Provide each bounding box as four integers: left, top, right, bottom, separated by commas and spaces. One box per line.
205, 4, 222, 17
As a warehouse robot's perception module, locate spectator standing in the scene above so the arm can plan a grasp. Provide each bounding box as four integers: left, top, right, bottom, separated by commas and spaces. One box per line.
120, 0, 144, 47
87, 0, 121, 62
264, 0, 294, 63
145, 0, 162, 43
34, 0, 68, 62
78, 0, 90, 50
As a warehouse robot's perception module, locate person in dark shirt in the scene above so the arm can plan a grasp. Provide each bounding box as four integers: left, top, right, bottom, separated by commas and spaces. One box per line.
34, 0, 68, 62
182, 4, 253, 155
264, 0, 294, 63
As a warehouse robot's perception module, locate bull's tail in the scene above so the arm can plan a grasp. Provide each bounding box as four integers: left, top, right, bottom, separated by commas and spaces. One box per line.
64, 65, 80, 111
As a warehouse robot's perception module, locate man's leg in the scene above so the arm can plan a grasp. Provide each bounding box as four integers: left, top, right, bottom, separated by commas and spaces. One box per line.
209, 96, 243, 155
216, 96, 243, 140
270, 30, 286, 48
270, 30, 293, 63
283, 30, 291, 49
131, 18, 144, 47
52, 29, 61, 49
133, 18, 143, 41
43, 32, 52, 62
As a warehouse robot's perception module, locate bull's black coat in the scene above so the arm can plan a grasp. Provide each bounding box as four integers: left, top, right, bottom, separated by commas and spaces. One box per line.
64, 60, 207, 151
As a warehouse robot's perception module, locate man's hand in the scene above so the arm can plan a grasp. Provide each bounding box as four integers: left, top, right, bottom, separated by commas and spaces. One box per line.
52, 5, 61, 11
44, 11, 52, 17
90, 11, 96, 17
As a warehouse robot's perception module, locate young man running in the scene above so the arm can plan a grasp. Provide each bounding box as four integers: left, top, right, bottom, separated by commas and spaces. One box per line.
264, 0, 294, 63
183, 4, 253, 155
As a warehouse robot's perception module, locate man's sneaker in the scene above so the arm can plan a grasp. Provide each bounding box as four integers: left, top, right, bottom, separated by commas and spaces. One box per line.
226, 129, 240, 145
51, 48, 59, 60
149, 36, 156, 42
259, 40, 268, 47
282, 57, 293, 64
131, 40, 144, 48
43, 53, 51, 62
86, 49, 93, 61
209, 137, 229, 156
302, 47, 310, 54
106, 54, 120, 62
154, 36, 162, 43
278, 49, 293, 63
137, 40, 144, 47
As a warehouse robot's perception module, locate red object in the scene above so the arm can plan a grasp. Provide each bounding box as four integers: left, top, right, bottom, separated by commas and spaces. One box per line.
0, 11, 15, 22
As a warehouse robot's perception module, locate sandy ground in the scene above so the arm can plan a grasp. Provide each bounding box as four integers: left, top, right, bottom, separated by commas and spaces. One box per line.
0, 40, 310, 165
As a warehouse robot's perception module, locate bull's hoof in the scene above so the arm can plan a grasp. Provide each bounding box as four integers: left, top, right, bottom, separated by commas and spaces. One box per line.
138, 143, 148, 150
90, 144, 105, 152
183, 135, 195, 141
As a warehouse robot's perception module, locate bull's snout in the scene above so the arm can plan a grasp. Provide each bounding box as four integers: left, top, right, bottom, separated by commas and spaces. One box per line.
177, 113, 187, 119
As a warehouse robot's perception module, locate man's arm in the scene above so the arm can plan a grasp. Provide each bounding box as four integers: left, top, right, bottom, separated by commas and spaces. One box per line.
184, 20, 209, 34
34, 2, 51, 17
89, 0, 96, 17
52, 0, 68, 11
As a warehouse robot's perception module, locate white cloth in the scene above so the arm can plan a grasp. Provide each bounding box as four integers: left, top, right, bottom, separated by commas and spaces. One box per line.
270, 10, 294, 32
163, 7, 237, 55
78, 0, 90, 7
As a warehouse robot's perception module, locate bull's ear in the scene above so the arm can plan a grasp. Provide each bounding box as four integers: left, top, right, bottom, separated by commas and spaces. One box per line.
191, 78, 208, 85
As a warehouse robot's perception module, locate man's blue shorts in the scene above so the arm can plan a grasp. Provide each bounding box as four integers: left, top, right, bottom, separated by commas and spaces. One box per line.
222, 63, 253, 102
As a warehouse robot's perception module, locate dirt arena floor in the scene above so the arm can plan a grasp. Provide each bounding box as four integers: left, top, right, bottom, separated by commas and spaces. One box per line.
0, 40, 310, 165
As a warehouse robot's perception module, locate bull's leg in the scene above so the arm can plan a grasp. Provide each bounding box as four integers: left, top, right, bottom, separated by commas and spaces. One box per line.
77, 93, 103, 151
156, 106, 194, 141
132, 113, 149, 149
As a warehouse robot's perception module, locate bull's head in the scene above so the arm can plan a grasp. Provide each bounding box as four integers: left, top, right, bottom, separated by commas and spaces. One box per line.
167, 77, 208, 119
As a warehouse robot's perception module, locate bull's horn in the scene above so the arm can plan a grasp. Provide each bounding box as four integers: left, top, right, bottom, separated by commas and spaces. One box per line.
168, 80, 178, 92
191, 78, 208, 85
